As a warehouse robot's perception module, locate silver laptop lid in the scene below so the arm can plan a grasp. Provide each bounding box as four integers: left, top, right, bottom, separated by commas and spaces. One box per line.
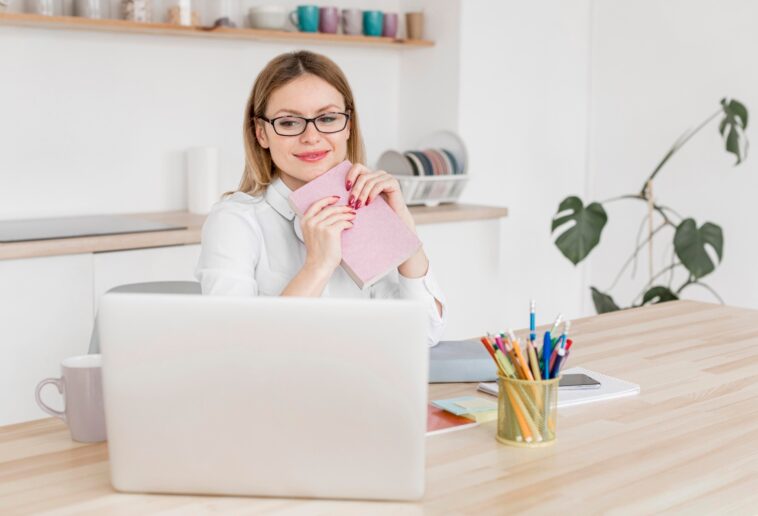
98, 293, 428, 501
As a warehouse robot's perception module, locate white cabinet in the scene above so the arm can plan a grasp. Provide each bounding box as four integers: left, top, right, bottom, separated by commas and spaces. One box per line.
92, 244, 201, 311
417, 219, 502, 340
0, 254, 94, 426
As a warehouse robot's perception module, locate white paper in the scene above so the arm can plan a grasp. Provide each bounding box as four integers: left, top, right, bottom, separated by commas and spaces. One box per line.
477, 367, 640, 408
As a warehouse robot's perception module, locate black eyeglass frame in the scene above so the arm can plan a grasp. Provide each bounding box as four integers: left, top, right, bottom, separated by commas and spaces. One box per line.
256, 111, 351, 136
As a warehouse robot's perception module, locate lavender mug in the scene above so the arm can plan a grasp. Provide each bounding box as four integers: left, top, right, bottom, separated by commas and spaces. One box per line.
319, 6, 338, 33
35, 354, 107, 443
382, 12, 398, 38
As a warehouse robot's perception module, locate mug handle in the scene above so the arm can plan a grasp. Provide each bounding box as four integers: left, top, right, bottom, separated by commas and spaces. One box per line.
288, 10, 298, 29
35, 377, 66, 422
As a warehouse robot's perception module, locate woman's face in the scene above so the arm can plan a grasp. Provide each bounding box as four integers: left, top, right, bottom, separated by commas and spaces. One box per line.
255, 73, 351, 190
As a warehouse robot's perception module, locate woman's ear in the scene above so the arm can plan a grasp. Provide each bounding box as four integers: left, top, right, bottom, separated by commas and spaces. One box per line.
255, 119, 270, 149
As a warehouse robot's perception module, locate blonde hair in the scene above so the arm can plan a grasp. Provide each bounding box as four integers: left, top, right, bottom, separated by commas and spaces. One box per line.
231, 50, 366, 197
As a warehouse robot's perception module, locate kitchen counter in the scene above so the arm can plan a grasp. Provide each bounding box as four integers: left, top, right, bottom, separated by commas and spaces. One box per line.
0, 204, 507, 261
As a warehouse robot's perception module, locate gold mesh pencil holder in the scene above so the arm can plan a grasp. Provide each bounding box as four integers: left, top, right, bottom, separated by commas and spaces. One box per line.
496, 375, 560, 447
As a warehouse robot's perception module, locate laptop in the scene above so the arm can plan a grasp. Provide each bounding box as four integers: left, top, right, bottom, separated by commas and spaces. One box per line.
97, 292, 429, 501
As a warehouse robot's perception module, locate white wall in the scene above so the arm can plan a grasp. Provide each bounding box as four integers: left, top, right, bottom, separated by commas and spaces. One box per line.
588, 0, 758, 311
0, 0, 404, 219
455, 0, 593, 332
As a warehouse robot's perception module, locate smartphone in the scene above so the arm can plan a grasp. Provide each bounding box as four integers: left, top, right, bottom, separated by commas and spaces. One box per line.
558, 373, 601, 390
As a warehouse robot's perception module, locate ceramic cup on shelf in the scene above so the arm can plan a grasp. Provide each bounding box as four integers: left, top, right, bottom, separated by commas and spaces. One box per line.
288, 4, 318, 33
248, 5, 288, 30
318, 6, 338, 34
75, 0, 110, 19
406, 11, 424, 39
362, 10, 383, 37
29, 0, 64, 16
341, 8, 362, 35
35, 354, 107, 443
382, 12, 398, 38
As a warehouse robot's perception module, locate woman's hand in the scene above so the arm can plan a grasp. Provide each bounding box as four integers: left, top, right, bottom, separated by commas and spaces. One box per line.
300, 195, 357, 274
344, 164, 415, 230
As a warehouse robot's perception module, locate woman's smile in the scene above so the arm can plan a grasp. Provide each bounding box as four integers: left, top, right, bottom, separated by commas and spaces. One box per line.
294, 150, 330, 162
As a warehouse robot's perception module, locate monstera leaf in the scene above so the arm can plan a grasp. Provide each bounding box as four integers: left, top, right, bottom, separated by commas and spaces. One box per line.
642, 286, 679, 305
590, 287, 620, 314
720, 98, 749, 165
551, 196, 608, 265
674, 219, 723, 279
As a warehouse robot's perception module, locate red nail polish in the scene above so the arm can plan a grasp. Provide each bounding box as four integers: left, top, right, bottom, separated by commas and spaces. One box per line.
346, 180, 352, 190
355, 199, 362, 209
348, 194, 355, 205
365, 198, 370, 205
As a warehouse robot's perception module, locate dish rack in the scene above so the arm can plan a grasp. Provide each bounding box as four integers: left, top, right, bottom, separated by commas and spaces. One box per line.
376, 130, 469, 207
395, 175, 469, 207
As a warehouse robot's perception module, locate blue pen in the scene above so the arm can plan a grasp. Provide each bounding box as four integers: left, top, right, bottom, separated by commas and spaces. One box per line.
551, 347, 565, 378
542, 331, 552, 379
529, 300, 536, 343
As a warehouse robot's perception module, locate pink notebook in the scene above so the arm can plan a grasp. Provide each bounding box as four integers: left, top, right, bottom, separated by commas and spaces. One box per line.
288, 160, 421, 289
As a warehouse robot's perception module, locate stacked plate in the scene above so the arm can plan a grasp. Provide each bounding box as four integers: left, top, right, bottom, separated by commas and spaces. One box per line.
379, 148, 463, 176
376, 130, 469, 207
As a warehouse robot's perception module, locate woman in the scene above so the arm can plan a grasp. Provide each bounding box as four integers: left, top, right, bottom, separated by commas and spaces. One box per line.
195, 50, 446, 346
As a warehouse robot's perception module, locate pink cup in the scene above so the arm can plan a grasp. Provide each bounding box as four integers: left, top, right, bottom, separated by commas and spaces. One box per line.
319, 6, 338, 33
35, 354, 107, 443
382, 12, 398, 38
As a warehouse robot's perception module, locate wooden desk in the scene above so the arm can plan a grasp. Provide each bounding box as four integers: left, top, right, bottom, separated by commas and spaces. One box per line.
3, 300, 758, 513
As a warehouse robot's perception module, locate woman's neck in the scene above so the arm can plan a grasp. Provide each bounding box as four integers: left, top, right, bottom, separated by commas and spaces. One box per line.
277, 171, 306, 192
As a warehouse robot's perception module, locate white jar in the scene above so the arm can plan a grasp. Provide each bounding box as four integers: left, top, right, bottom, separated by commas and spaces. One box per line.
164, 0, 199, 26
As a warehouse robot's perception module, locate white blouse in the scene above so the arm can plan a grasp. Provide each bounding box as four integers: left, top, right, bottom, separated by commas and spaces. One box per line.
194, 176, 447, 347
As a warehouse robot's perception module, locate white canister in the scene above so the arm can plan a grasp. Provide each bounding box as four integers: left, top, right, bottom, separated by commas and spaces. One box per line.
186, 146, 220, 215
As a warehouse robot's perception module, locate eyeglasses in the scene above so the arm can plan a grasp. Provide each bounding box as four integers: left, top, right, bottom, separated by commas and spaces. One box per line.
257, 111, 351, 137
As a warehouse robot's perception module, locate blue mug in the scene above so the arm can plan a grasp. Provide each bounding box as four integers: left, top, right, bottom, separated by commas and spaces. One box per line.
289, 5, 319, 33
362, 10, 383, 37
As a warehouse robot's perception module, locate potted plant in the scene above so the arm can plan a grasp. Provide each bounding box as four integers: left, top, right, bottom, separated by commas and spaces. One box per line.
551, 98, 749, 313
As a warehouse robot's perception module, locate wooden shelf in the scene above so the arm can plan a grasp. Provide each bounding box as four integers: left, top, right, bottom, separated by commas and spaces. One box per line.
0, 204, 507, 261
0, 12, 434, 47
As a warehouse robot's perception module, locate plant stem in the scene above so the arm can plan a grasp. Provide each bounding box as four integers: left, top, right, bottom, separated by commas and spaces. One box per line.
678, 281, 725, 304
639, 108, 722, 194
676, 276, 694, 295
632, 262, 682, 305
600, 194, 678, 228
631, 212, 650, 280
607, 223, 668, 291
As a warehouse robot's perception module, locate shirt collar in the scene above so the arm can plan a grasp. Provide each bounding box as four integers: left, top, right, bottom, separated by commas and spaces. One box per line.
264, 175, 296, 221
